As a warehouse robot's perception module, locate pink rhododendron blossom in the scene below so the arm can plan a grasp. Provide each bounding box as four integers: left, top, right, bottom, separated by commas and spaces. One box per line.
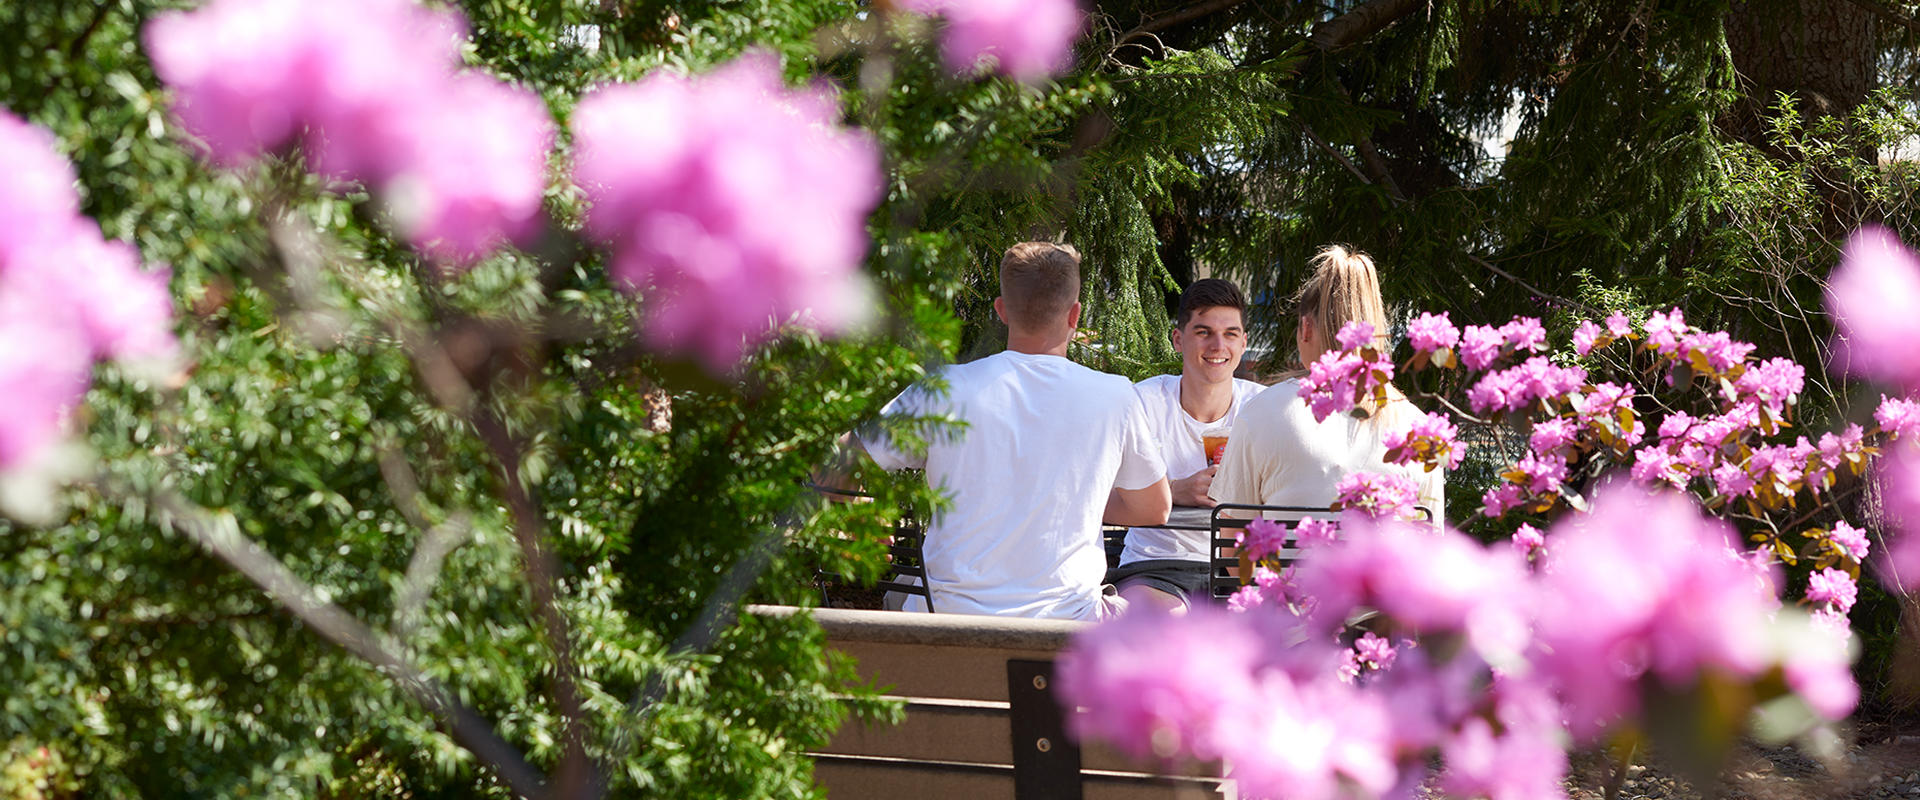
1299, 350, 1374, 421
1629, 446, 1685, 488
1481, 483, 1526, 518
1711, 461, 1756, 498
1339, 632, 1398, 682
899, 0, 1084, 83
1678, 330, 1755, 373
1572, 320, 1604, 356
1606, 311, 1632, 337
1772, 611, 1859, 720
1832, 520, 1871, 563
1511, 523, 1545, 560
1500, 316, 1547, 354
1735, 357, 1804, 412
1511, 451, 1569, 495
1294, 516, 1339, 548
1057, 608, 1261, 760
1467, 357, 1585, 415
1459, 324, 1506, 370
1217, 670, 1399, 800
1408, 311, 1460, 353
1531, 485, 1811, 739
1295, 518, 1529, 659
1879, 449, 1920, 592
147, 0, 551, 265
574, 54, 881, 371
0, 112, 178, 471
1333, 471, 1421, 520
1528, 417, 1579, 458
1439, 716, 1569, 800
1239, 517, 1290, 561
1335, 319, 1377, 351
1805, 568, 1858, 616
1384, 410, 1463, 470
386, 74, 553, 262
1827, 225, 1920, 390
1877, 395, 1920, 440
1644, 307, 1687, 355
1226, 566, 1286, 612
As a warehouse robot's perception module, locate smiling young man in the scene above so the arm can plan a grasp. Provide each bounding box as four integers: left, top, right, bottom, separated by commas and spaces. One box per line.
1106, 279, 1267, 613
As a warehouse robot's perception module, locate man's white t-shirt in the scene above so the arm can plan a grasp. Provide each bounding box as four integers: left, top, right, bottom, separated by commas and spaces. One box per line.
860, 351, 1165, 620
1208, 378, 1446, 520
1119, 374, 1267, 565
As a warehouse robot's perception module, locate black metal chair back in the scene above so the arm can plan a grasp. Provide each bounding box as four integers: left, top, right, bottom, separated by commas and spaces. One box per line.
1206, 504, 1434, 604
808, 483, 935, 613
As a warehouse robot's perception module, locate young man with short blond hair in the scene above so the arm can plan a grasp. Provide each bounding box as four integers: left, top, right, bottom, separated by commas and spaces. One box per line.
857, 242, 1170, 620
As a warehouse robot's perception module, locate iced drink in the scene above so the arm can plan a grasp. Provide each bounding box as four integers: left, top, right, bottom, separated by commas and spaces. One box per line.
1202, 433, 1229, 467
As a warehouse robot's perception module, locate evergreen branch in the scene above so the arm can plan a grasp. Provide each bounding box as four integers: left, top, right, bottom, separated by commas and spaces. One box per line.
1307, 0, 1426, 52
1110, 0, 1251, 52
1838, 0, 1920, 35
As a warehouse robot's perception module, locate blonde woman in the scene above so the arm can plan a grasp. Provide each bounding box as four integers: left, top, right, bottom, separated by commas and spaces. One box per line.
1208, 245, 1445, 520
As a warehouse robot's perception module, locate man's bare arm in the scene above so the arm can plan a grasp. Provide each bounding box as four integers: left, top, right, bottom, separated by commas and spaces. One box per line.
811, 432, 870, 498
1103, 476, 1171, 526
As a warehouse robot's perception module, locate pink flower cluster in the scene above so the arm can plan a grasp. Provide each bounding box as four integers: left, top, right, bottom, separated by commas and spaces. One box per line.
1299, 347, 1394, 422
1825, 228, 1920, 592
1457, 317, 1547, 371
1332, 471, 1422, 520
1805, 568, 1858, 626
898, 0, 1084, 83
1465, 356, 1586, 415
1238, 518, 1290, 561
1, 113, 177, 471
146, 0, 554, 264
1065, 487, 1856, 799
1406, 311, 1460, 354
573, 54, 881, 372
1383, 409, 1464, 471
1572, 311, 1631, 356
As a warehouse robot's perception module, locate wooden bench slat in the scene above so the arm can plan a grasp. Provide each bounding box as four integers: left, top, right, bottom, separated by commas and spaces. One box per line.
813, 754, 1230, 800
833, 639, 1063, 703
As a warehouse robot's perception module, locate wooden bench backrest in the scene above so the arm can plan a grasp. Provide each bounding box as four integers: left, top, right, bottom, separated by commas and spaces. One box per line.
750, 605, 1232, 800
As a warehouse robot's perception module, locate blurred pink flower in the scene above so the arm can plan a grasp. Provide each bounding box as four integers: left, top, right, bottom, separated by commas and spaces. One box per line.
1294, 518, 1528, 654
1238, 517, 1289, 561
1528, 417, 1579, 457
574, 54, 881, 371
900, 0, 1084, 83
1828, 225, 1920, 390
1481, 483, 1525, 518
1531, 485, 1804, 738
1439, 716, 1568, 800
1606, 311, 1632, 337
1294, 517, 1339, 548
380, 74, 553, 262
1877, 395, 1920, 440
1333, 471, 1421, 520
1876, 448, 1920, 592
1, 112, 178, 471
1058, 608, 1262, 761
147, 0, 549, 265
1219, 670, 1398, 800
1408, 311, 1460, 353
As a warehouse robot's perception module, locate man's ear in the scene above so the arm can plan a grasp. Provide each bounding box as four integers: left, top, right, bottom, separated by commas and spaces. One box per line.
1169, 325, 1183, 351
1066, 301, 1082, 331
993, 296, 1008, 326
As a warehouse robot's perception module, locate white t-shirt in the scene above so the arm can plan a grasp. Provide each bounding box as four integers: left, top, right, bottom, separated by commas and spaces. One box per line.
1208, 378, 1446, 521
1119, 374, 1267, 565
860, 351, 1166, 620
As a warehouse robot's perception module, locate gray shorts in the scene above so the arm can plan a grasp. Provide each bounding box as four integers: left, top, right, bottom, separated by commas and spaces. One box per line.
1104, 559, 1210, 605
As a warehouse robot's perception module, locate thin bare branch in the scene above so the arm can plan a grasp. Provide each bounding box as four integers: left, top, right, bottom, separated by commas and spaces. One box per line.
140, 484, 546, 799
